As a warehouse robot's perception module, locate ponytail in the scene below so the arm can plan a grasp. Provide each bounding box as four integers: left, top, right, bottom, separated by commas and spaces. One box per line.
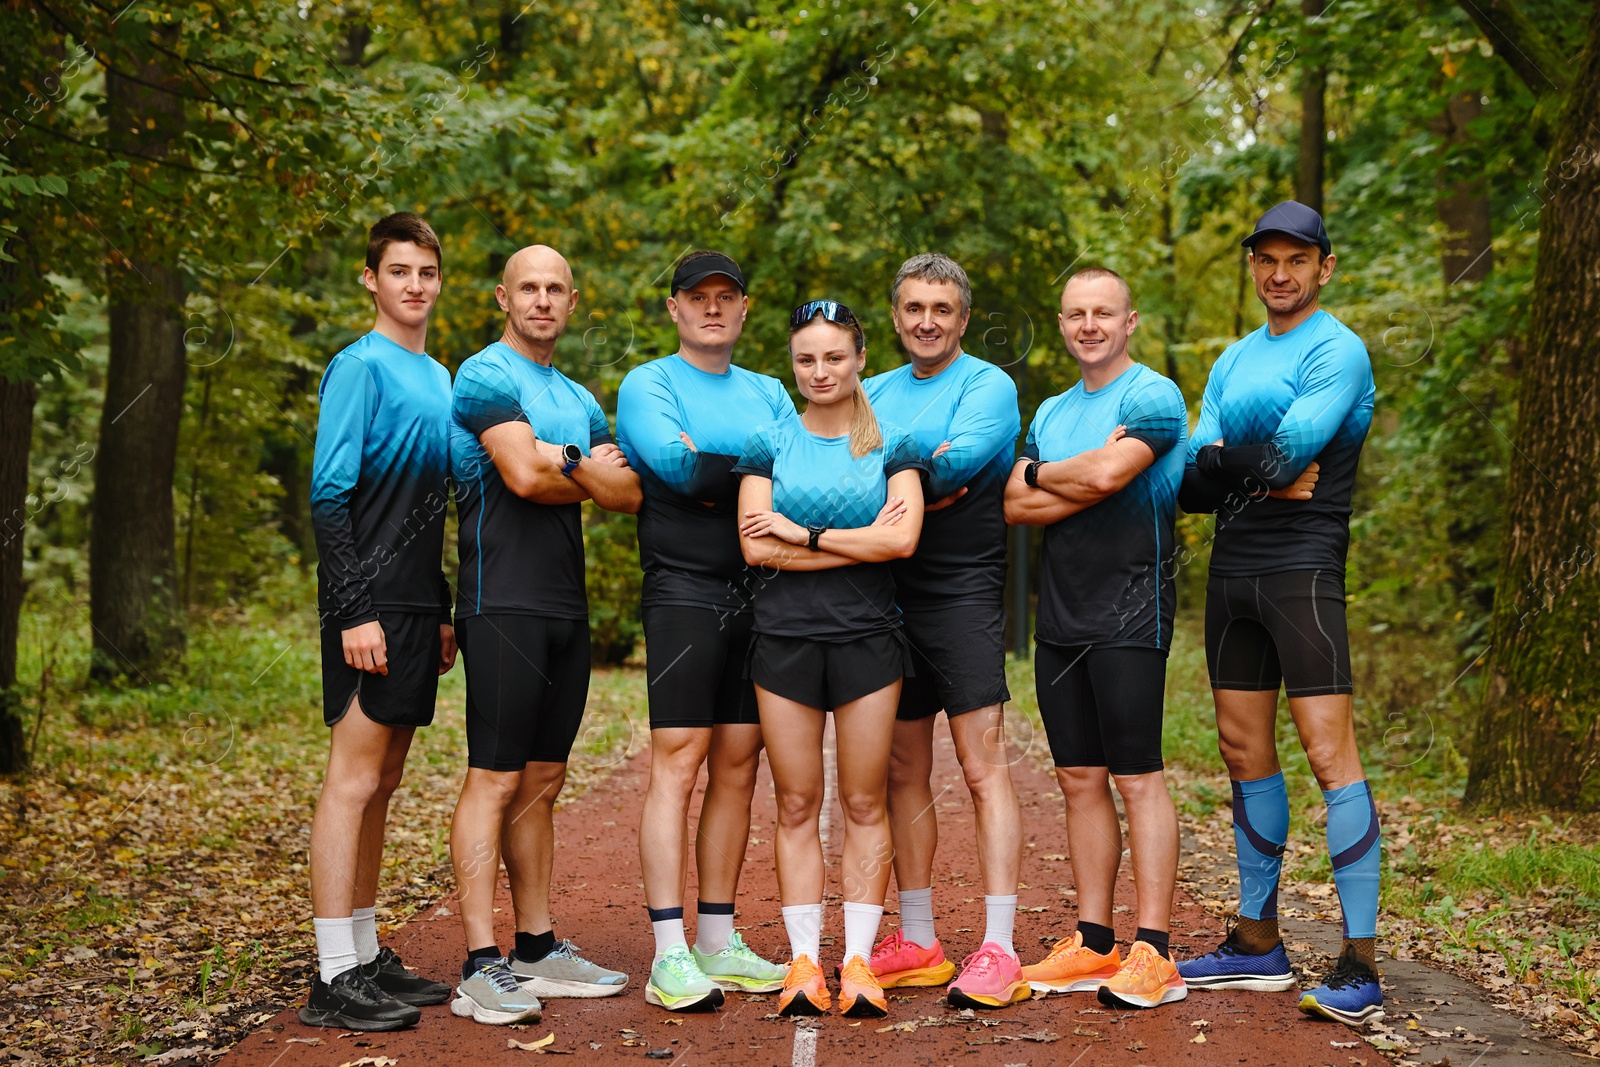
849, 386, 883, 459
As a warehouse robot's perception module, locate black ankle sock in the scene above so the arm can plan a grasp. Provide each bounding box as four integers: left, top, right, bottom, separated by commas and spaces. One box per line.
647, 906, 685, 922
1135, 927, 1171, 960
1078, 921, 1116, 955
514, 929, 556, 964
463, 945, 500, 981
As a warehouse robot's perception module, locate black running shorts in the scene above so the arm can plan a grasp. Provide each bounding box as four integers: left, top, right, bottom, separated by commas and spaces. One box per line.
1204, 569, 1352, 697
747, 631, 910, 711
1035, 643, 1167, 775
320, 611, 442, 728
643, 604, 759, 730
896, 602, 1011, 721
458, 614, 591, 770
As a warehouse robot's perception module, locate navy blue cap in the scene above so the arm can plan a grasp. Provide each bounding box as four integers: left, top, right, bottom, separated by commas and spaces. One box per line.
1242, 200, 1331, 256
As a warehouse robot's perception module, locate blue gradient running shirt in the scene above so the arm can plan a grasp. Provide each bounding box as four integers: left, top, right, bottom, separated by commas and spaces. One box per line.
733, 420, 926, 639
311, 331, 453, 628
863, 353, 1020, 608
1182, 309, 1375, 576
616, 354, 797, 613
1025, 362, 1186, 649
451, 342, 614, 620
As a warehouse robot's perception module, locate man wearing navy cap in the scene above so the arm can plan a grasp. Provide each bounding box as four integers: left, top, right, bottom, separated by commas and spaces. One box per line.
1176, 202, 1384, 1028
617, 250, 796, 1011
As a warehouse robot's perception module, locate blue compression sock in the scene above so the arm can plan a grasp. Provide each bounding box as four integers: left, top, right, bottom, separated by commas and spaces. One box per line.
1232, 773, 1289, 920
1324, 780, 1381, 940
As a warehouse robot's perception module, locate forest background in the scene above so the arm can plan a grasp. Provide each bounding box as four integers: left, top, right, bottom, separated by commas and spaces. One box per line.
2, 0, 1599, 1062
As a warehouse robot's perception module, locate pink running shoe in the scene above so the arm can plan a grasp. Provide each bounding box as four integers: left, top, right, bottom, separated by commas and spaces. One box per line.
946, 942, 1033, 1009
866, 929, 957, 988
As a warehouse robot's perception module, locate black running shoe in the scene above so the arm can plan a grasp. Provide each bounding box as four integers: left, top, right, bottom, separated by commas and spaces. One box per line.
298, 966, 422, 1031
365, 947, 451, 1006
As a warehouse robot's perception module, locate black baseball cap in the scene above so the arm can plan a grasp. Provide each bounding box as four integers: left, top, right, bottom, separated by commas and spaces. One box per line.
1241, 200, 1331, 256
671, 252, 746, 294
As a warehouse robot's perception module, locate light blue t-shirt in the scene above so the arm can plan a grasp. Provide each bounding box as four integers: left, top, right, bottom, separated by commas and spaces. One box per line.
1185, 309, 1374, 576
863, 353, 1019, 608
451, 341, 613, 619
311, 331, 453, 626
733, 418, 925, 639
1025, 361, 1186, 649
616, 354, 797, 611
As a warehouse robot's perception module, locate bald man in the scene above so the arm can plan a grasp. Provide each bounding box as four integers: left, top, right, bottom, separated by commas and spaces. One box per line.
446, 245, 642, 1025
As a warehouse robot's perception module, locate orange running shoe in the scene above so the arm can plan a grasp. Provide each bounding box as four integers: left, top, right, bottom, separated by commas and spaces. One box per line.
839, 956, 888, 1018
778, 955, 830, 1017
1096, 940, 1188, 1009
1021, 931, 1121, 994
866, 929, 957, 988
946, 942, 1032, 1009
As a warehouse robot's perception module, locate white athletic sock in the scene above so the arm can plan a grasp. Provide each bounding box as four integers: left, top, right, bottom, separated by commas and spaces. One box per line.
694, 907, 734, 957
351, 906, 379, 965
983, 894, 1018, 955
652, 916, 687, 958
313, 916, 359, 983
897, 886, 937, 949
781, 903, 823, 962
842, 902, 885, 965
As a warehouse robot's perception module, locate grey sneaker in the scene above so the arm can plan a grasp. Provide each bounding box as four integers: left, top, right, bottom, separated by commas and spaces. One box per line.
509, 939, 628, 998
450, 958, 543, 1025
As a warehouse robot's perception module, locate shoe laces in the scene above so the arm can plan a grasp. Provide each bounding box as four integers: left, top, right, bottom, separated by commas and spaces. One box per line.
722, 931, 758, 960
869, 929, 904, 959
1121, 943, 1162, 982
344, 968, 388, 1000
548, 939, 584, 961
1322, 948, 1375, 992
479, 958, 522, 994
788, 955, 823, 983
958, 946, 1003, 977
657, 946, 703, 982
840, 956, 877, 987
1043, 935, 1088, 964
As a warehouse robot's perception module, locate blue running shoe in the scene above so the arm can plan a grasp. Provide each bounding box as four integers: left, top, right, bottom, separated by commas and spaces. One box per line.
1177, 922, 1295, 992
1299, 946, 1384, 1027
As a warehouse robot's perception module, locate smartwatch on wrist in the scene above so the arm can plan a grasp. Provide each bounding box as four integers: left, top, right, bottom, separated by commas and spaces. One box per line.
1024, 460, 1043, 488
560, 443, 583, 477
807, 525, 826, 551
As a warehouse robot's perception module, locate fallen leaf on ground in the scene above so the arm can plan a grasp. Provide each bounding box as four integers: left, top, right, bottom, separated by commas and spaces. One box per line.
1191, 1032, 1207, 1044
508, 1033, 555, 1051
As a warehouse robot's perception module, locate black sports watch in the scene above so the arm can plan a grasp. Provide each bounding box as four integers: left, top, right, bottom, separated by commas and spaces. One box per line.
807, 525, 826, 551
1024, 460, 1043, 488
560, 443, 583, 477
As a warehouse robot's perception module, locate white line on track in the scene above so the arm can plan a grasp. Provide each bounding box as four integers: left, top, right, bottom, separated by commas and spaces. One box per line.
791, 720, 836, 1067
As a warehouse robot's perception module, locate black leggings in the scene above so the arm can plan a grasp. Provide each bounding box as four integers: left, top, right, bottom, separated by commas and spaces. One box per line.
1035, 643, 1168, 775
1204, 570, 1352, 696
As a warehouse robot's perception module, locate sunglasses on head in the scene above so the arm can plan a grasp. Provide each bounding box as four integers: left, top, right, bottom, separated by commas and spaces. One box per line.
789, 299, 860, 330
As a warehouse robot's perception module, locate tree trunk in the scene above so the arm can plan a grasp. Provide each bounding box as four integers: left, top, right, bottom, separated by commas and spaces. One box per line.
89, 36, 188, 682
0, 379, 36, 772
1436, 89, 1494, 284
1466, 3, 1600, 811
1295, 0, 1326, 213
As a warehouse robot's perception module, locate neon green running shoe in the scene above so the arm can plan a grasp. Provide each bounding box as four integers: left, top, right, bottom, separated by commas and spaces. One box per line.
644, 944, 724, 1012
692, 932, 788, 993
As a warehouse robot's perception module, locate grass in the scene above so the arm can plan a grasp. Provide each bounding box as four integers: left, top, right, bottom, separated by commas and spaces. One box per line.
0, 568, 643, 1065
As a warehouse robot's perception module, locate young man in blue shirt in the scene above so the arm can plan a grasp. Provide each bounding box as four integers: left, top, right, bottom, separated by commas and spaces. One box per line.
304, 213, 456, 1031
1176, 202, 1383, 1028
616, 251, 795, 1011
1004, 268, 1189, 1010
447, 245, 642, 1025
861, 254, 1029, 1010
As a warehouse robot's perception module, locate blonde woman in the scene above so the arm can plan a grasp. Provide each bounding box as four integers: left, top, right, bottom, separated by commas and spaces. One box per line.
734, 300, 925, 1018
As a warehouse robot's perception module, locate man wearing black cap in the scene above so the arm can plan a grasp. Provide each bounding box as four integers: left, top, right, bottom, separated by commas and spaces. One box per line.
1176, 202, 1384, 1028
617, 250, 797, 1011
